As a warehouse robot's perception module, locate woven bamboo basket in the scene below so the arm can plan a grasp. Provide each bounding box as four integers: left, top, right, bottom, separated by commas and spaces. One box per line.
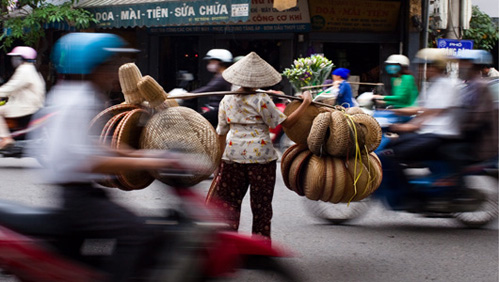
97, 111, 130, 188
140, 106, 220, 187
283, 101, 322, 145
119, 63, 144, 105
89, 104, 139, 136
113, 109, 155, 191
137, 75, 179, 110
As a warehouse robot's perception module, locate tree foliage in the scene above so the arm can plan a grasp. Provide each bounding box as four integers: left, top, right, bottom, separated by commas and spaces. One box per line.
462, 5, 499, 51
0, 0, 97, 49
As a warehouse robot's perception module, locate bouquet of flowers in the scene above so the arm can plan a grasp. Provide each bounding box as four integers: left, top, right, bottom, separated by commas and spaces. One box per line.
282, 54, 334, 94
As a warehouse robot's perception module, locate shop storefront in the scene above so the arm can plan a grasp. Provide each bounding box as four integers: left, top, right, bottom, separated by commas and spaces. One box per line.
76, 0, 420, 96
307, 0, 407, 95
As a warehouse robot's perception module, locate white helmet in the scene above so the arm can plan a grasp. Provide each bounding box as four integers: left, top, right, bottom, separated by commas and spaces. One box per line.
385, 54, 410, 67
204, 49, 233, 63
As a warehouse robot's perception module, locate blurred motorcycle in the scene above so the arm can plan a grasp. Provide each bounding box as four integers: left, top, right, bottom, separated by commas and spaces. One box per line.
0, 160, 299, 281
0, 101, 55, 166
304, 110, 498, 228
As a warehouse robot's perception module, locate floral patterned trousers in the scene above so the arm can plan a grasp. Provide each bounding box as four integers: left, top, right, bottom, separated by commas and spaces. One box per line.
212, 160, 276, 239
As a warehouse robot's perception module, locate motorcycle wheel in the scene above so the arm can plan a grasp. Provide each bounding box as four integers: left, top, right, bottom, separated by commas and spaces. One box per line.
453, 175, 499, 228
302, 197, 370, 224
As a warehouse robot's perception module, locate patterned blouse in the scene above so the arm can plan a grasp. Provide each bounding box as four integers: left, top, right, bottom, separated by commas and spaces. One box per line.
217, 93, 287, 164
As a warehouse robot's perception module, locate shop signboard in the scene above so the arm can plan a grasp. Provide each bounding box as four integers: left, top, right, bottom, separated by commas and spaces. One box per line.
79, 0, 250, 28
149, 0, 310, 33
308, 0, 401, 32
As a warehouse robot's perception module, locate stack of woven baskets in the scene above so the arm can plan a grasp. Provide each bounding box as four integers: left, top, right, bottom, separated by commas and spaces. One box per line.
281, 101, 383, 203
89, 63, 220, 190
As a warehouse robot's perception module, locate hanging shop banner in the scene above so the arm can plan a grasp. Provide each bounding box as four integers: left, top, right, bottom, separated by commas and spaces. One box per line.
149, 0, 310, 33
308, 0, 401, 32
79, 0, 250, 28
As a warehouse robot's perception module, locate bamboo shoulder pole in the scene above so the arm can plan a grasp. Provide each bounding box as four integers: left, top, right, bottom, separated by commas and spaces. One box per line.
301, 82, 384, 90
165, 90, 337, 109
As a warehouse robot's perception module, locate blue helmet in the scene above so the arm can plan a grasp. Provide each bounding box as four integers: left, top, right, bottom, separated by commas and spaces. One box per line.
52, 33, 130, 74
455, 49, 493, 65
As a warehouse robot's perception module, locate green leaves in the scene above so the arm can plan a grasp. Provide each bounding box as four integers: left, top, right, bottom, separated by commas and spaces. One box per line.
462, 6, 499, 51
0, 0, 98, 50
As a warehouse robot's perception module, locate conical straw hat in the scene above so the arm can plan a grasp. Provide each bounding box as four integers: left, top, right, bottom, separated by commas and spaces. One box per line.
222, 52, 282, 88
119, 63, 144, 105
329, 158, 346, 204
289, 150, 312, 196
303, 155, 327, 201
307, 112, 331, 156
321, 156, 334, 202
326, 110, 351, 157
281, 144, 308, 190
351, 114, 382, 153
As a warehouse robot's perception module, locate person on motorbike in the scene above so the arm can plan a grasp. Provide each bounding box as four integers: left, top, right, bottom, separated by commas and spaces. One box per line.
372, 54, 419, 108
377, 49, 462, 202
0, 46, 45, 149
31, 32, 183, 282
454, 50, 498, 164
209, 52, 312, 241
189, 49, 233, 128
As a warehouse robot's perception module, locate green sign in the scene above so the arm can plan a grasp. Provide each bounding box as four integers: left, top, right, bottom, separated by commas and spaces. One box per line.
85, 0, 250, 28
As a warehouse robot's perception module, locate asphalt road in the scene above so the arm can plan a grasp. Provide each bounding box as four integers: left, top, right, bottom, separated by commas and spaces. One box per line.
0, 158, 497, 282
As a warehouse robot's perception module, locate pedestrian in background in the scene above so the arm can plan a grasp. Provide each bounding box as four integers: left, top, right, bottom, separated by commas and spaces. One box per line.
209, 52, 312, 240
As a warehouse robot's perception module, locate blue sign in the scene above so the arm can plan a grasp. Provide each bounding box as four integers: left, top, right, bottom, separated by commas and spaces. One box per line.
437, 39, 474, 51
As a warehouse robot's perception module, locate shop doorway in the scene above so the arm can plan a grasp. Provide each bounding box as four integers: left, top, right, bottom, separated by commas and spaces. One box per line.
322, 43, 381, 94
159, 36, 200, 93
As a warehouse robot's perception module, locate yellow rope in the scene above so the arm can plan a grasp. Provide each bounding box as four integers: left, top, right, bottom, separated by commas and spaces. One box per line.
344, 113, 364, 205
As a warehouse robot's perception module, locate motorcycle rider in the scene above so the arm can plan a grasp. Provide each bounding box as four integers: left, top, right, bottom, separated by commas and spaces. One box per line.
377, 49, 462, 205
0, 46, 45, 149
32, 32, 183, 281
372, 54, 419, 108
190, 49, 233, 128
454, 49, 498, 164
